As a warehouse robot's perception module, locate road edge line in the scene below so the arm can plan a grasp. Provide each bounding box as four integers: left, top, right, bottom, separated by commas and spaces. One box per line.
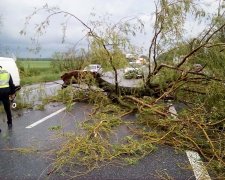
168, 104, 211, 180
186, 150, 211, 180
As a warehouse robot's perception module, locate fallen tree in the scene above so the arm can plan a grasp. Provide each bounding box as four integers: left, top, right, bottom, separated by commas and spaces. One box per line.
22, 0, 225, 179
22, 1, 225, 101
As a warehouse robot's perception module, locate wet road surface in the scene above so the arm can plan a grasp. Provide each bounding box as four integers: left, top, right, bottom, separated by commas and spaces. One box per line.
0, 80, 210, 179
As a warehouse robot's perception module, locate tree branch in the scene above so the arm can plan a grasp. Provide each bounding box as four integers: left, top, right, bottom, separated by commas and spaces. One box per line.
123, 96, 168, 117
176, 23, 225, 68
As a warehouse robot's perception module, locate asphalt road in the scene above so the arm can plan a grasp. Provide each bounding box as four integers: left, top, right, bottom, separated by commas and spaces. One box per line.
102, 69, 143, 87
0, 76, 211, 180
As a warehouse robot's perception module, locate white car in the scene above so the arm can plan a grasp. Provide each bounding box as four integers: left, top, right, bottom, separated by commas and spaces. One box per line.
0, 57, 21, 108
84, 64, 102, 74
124, 62, 144, 79
0, 57, 20, 87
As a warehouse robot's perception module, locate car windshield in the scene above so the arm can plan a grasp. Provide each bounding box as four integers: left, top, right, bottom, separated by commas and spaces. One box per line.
88, 65, 98, 70
89, 65, 97, 70
84, 65, 95, 70
129, 63, 141, 68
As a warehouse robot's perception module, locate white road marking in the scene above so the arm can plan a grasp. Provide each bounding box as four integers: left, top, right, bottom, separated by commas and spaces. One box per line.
168, 104, 211, 180
186, 150, 211, 180
26, 106, 67, 129
168, 105, 177, 119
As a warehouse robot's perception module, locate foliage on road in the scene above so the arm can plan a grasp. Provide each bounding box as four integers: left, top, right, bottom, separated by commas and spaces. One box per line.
44, 84, 225, 179
21, 0, 225, 179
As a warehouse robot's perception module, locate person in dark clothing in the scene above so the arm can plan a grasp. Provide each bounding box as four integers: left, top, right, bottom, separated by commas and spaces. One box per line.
0, 66, 15, 131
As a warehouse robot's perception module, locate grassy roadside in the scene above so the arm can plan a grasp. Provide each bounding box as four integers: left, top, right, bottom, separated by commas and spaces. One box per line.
16, 59, 61, 85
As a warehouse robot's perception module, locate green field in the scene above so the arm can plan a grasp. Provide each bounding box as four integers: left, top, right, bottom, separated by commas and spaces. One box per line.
17, 60, 61, 85
17, 60, 52, 69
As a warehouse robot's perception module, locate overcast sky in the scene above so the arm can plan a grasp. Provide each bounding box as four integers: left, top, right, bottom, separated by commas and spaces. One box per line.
0, 0, 220, 58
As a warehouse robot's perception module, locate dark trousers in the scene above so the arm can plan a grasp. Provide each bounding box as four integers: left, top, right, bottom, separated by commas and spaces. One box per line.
0, 88, 12, 125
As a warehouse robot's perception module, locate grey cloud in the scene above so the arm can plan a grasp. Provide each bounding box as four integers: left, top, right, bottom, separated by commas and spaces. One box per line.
0, 0, 155, 58
0, 0, 217, 58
